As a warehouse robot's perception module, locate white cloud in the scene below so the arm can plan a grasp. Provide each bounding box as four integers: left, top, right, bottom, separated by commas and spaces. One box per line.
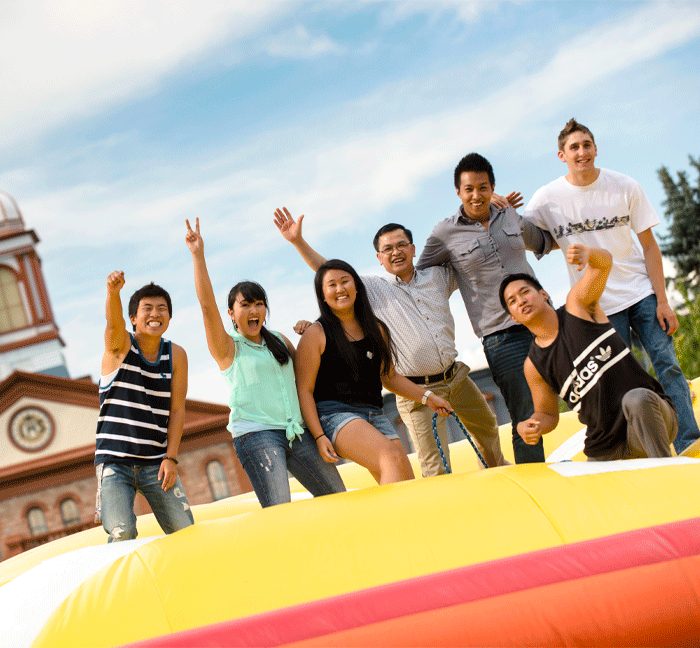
0, 0, 302, 150
370, 0, 516, 25
264, 24, 345, 58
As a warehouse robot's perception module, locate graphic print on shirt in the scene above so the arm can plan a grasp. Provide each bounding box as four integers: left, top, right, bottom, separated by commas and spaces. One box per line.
551, 214, 630, 240
558, 328, 630, 410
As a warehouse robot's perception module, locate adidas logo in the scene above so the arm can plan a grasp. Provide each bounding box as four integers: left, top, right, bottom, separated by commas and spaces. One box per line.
594, 346, 612, 362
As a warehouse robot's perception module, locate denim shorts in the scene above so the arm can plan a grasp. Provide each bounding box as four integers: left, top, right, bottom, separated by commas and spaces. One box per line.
316, 400, 399, 443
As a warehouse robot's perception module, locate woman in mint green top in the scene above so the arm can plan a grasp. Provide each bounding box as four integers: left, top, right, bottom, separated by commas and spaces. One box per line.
185, 218, 345, 507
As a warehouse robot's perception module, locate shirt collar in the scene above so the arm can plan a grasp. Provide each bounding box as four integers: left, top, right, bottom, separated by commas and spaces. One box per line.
453, 203, 503, 225
230, 328, 266, 348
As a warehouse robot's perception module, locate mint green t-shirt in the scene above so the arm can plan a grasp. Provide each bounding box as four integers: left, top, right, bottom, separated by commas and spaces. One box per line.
222, 329, 304, 446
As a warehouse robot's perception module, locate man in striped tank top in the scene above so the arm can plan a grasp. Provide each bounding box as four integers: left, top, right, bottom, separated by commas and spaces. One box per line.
94, 271, 194, 541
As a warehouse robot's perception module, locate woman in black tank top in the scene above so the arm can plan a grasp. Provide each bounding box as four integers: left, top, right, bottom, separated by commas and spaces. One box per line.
296, 260, 453, 484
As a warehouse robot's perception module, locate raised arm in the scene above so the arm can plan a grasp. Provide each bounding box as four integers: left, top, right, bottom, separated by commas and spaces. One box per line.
273, 207, 327, 272
565, 244, 612, 321
516, 358, 560, 445
102, 271, 131, 375
415, 232, 449, 270
637, 227, 678, 335
158, 343, 188, 490
185, 218, 236, 370
294, 324, 339, 463
521, 218, 556, 257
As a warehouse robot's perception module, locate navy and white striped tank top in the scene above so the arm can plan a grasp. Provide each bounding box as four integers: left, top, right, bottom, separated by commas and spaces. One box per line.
94, 333, 172, 466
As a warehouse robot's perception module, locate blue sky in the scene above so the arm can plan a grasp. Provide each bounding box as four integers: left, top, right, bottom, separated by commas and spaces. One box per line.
1, 0, 699, 404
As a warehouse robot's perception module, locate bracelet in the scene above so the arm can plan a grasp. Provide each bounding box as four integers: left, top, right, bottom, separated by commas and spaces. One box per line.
421, 390, 433, 405
314, 436, 325, 442
163, 456, 179, 465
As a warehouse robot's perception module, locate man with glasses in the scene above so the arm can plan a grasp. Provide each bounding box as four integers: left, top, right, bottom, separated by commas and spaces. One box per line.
275, 208, 508, 477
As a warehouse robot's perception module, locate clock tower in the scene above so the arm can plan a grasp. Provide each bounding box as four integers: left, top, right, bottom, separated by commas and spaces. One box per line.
0, 192, 68, 379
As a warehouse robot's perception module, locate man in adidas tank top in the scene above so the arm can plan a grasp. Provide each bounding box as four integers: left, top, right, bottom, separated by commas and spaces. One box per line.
94, 272, 194, 541
499, 245, 677, 461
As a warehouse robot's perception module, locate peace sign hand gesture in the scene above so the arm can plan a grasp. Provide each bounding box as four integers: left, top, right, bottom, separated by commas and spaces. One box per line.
185, 217, 203, 256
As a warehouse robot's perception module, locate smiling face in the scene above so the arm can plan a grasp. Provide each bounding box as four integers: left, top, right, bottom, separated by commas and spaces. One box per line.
130, 296, 171, 337
229, 293, 266, 342
376, 228, 415, 280
321, 268, 357, 314
558, 130, 598, 176
503, 279, 548, 325
456, 171, 494, 222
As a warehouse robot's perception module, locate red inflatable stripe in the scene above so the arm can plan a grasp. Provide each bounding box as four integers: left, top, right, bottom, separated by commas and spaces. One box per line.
282, 555, 700, 647
129, 516, 700, 647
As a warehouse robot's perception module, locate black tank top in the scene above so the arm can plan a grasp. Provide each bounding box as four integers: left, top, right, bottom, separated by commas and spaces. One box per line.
313, 323, 383, 409
528, 307, 674, 458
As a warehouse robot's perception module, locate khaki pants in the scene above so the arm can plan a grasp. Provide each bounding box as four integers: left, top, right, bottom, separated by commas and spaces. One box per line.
587, 388, 678, 461
396, 362, 505, 477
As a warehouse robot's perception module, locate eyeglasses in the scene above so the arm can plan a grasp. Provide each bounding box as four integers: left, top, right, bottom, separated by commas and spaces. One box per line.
379, 241, 411, 256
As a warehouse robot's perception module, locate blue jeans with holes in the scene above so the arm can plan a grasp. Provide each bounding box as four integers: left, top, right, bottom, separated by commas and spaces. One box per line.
233, 429, 346, 508
99, 462, 194, 542
482, 325, 545, 464
608, 293, 699, 454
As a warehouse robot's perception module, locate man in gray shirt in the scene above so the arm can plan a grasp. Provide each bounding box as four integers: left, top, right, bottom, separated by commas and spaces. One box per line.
275, 208, 507, 477
417, 153, 553, 463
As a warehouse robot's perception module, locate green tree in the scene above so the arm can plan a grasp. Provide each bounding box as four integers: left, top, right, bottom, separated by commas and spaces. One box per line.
657, 155, 700, 378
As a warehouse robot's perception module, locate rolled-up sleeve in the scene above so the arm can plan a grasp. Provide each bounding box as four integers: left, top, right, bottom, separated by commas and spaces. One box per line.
521, 219, 554, 259
417, 232, 449, 269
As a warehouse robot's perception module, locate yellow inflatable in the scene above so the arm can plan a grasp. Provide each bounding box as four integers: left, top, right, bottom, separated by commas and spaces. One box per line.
1, 382, 699, 647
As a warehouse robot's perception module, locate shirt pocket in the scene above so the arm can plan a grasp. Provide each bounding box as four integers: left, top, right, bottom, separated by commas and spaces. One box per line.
454, 238, 486, 274
502, 224, 525, 250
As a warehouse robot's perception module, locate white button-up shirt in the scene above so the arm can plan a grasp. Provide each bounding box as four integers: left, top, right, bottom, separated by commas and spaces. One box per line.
363, 266, 459, 377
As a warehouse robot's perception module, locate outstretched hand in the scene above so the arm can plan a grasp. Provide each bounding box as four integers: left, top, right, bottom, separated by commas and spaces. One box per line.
106, 270, 125, 294
185, 217, 203, 255
566, 243, 590, 271
274, 207, 304, 243
506, 191, 524, 210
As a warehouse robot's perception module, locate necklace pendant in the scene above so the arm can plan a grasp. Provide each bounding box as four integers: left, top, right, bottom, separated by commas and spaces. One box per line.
367, 351, 373, 359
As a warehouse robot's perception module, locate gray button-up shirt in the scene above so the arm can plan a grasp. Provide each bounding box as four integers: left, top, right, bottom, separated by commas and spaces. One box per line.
416, 205, 552, 338
362, 267, 459, 377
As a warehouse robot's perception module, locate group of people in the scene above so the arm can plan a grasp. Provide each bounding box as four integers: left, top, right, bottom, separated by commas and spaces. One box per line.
93, 118, 699, 542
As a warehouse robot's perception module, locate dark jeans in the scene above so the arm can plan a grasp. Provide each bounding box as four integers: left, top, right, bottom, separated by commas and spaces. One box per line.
483, 325, 545, 463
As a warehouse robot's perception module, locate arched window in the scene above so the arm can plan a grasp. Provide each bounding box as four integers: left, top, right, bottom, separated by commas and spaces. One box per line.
60, 498, 81, 527
206, 460, 230, 501
0, 268, 28, 333
27, 507, 48, 536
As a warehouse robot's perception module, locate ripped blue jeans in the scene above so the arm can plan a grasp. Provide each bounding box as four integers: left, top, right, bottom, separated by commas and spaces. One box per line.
97, 462, 194, 542
233, 429, 345, 508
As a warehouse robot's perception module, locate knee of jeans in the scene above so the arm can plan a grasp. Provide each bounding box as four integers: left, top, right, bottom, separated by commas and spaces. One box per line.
654, 359, 684, 384
106, 521, 137, 542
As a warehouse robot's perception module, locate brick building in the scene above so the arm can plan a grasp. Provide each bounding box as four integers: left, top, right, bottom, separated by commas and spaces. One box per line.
0, 193, 252, 562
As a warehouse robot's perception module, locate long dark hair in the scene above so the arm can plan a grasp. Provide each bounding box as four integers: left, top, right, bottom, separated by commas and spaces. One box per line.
314, 259, 394, 378
228, 281, 290, 365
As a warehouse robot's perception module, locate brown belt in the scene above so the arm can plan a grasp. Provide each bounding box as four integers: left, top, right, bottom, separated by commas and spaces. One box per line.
407, 362, 456, 385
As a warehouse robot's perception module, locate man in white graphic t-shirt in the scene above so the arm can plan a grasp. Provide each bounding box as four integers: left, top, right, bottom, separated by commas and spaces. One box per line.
523, 118, 698, 454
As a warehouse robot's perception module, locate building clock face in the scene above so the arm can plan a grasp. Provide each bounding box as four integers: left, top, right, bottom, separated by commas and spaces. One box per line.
9, 407, 55, 452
